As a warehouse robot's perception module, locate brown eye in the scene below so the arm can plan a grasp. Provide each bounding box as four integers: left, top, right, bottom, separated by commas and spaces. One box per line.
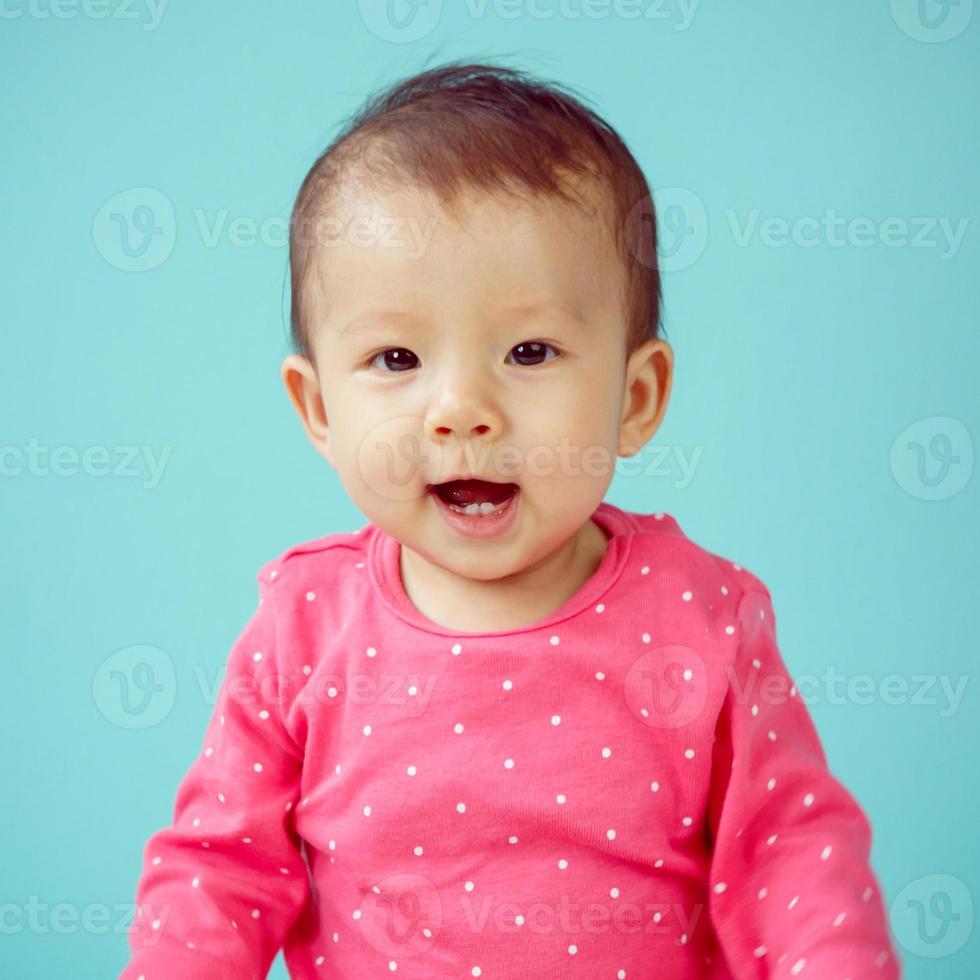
370, 348, 419, 372
507, 341, 559, 366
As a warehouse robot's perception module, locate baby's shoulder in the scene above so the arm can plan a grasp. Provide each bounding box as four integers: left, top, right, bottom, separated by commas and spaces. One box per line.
625, 508, 773, 604
253, 521, 375, 602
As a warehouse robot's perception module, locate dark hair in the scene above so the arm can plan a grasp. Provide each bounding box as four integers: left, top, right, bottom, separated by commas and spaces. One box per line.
288, 59, 662, 361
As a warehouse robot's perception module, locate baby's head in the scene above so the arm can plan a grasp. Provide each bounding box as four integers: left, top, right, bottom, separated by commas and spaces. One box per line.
281, 61, 673, 582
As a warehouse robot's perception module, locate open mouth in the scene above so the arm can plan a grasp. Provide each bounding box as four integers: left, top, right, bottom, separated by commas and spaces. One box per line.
428, 478, 520, 517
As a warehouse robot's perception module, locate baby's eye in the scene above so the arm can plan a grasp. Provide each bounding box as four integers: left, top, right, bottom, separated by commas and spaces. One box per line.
368, 348, 419, 372
506, 341, 560, 367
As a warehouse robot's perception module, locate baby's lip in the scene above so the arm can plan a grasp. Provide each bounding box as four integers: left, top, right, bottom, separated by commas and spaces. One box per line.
427, 472, 520, 489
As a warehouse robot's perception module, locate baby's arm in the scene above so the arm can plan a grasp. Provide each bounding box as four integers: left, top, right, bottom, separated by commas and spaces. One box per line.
705, 585, 901, 978
119, 570, 310, 979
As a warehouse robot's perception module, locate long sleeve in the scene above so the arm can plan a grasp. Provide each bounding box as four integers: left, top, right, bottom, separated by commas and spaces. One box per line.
120, 570, 312, 979
705, 586, 902, 978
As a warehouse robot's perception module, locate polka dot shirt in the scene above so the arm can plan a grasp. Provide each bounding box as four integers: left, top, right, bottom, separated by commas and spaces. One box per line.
122, 502, 900, 979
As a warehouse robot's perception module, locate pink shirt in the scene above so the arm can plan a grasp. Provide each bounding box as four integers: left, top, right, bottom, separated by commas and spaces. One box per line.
122, 501, 901, 979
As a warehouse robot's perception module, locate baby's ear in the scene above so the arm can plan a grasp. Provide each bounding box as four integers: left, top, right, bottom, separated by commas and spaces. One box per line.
280, 354, 335, 469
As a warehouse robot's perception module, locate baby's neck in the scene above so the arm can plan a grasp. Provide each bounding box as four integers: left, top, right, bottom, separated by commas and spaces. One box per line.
398, 517, 610, 634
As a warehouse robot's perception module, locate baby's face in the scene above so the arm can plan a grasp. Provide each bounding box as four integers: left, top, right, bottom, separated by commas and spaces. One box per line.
284, 179, 669, 582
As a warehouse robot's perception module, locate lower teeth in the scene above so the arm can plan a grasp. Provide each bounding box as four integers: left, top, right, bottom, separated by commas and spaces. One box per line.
447, 499, 510, 517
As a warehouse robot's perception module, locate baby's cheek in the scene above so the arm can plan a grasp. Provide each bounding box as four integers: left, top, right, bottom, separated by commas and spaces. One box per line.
347, 414, 436, 504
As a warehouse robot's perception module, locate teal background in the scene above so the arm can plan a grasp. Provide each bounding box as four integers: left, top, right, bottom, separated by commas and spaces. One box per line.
1, 1, 977, 977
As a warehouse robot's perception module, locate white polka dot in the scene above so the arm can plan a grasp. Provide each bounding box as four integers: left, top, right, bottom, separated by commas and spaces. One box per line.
204, 746, 214, 757
607, 828, 616, 840
252, 651, 263, 662
725, 625, 735, 635
253, 763, 263, 773
833, 912, 846, 927
191, 876, 200, 888
721, 585, 729, 595
454, 723, 464, 734
406, 765, 416, 776
464, 881, 474, 891
302, 664, 312, 676
556, 794, 566, 804
363, 725, 372, 736
366, 646, 377, 657
682, 590, 693, 601
549, 635, 560, 645
508, 835, 518, 844
641, 632, 651, 643
413, 845, 423, 856
601, 747, 612, 759
258, 710, 269, 720
551, 715, 561, 726
753, 946, 767, 957
640, 565, 650, 575
684, 748, 695, 759
595, 671, 605, 680
768, 730, 777, 741
790, 959, 806, 975
218, 792, 225, 803
610, 887, 620, 898
803, 792, 815, 807
504, 758, 514, 769
251, 908, 260, 919
682, 668, 693, 681
788, 895, 799, 909
767, 777, 776, 791
305, 592, 315, 601
568, 945, 577, 955
456, 802, 466, 813
558, 858, 568, 869
682, 816, 693, 827
821, 845, 833, 861
502, 679, 513, 691
650, 781, 660, 792
758, 887, 768, 899
766, 834, 778, 846
595, 603, 605, 613
363, 805, 372, 816
714, 882, 727, 894
451, 643, 462, 655
471, 969, 482, 978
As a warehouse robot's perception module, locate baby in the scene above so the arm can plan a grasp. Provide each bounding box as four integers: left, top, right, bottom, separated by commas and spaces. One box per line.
122, 61, 901, 978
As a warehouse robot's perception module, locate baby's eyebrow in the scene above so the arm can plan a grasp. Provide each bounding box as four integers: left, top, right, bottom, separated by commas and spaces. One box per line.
338, 310, 420, 338
505, 301, 589, 332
